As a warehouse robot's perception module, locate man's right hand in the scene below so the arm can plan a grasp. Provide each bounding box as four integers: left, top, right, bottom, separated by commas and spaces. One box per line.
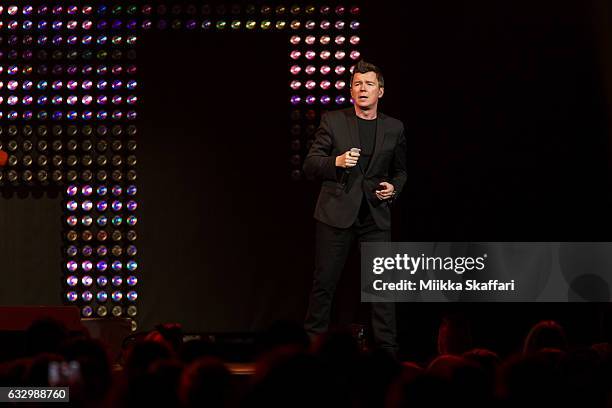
336, 149, 360, 168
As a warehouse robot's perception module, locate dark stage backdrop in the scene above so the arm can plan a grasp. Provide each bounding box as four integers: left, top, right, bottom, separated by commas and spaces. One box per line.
137, 30, 317, 332
0, 190, 63, 307
361, 0, 612, 241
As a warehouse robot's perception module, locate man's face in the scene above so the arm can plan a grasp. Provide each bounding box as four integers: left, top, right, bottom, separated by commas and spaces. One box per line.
350, 71, 384, 110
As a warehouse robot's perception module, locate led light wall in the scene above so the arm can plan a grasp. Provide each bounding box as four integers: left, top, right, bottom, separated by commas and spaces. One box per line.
0, 3, 360, 331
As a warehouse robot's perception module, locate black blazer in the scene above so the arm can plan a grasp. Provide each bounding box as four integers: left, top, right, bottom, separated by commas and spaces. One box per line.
303, 107, 407, 230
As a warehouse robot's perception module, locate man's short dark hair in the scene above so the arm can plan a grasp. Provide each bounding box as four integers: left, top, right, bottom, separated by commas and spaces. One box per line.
350, 60, 384, 88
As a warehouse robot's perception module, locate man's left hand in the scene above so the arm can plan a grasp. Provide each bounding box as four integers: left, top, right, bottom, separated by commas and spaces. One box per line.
376, 182, 395, 200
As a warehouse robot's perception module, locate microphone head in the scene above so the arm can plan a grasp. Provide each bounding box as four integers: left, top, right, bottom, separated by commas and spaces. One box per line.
0, 150, 7, 167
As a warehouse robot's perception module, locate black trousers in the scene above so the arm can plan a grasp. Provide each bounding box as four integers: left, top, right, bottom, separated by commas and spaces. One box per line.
304, 199, 398, 352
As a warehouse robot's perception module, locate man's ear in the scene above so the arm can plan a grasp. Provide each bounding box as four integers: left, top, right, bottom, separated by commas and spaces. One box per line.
379, 87, 384, 99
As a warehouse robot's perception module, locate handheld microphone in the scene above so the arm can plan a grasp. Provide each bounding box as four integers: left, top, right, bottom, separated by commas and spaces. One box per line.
340, 147, 361, 189
0, 150, 7, 167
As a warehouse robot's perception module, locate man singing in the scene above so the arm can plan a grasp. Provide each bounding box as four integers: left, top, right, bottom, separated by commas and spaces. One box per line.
303, 60, 407, 356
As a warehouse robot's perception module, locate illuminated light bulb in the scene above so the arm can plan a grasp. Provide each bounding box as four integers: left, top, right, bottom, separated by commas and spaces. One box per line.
290, 80, 301, 90
335, 80, 346, 90
305, 95, 316, 105
335, 50, 346, 60
97, 216, 108, 227
305, 20, 316, 30
66, 261, 78, 272
290, 50, 301, 60
335, 65, 346, 75
320, 35, 331, 45
112, 200, 123, 211
81, 216, 93, 227
320, 80, 331, 90
290, 65, 301, 75
320, 20, 331, 30
305, 50, 316, 60
320, 50, 331, 60
82, 260, 93, 272
305, 35, 316, 45
97, 306, 107, 317
320, 65, 331, 75
66, 292, 78, 302
350, 35, 360, 45
97, 276, 108, 287
305, 65, 316, 75
350, 20, 360, 30
67, 276, 78, 287
290, 95, 301, 105
290, 20, 301, 30
320, 95, 331, 105
66, 216, 78, 227
67, 246, 78, 257
82, 200, 93, 211
305, 80, 316, 90
82, 276, 93, 286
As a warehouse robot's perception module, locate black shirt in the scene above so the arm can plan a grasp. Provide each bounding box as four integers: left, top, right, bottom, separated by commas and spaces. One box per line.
357, 117, 377, 173
357, 117, 377, 220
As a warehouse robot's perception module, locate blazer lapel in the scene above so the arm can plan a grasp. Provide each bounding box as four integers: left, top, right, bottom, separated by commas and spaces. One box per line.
366, 113, 386, 176
345, 109, 361, 150
345, 110, 363, 173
